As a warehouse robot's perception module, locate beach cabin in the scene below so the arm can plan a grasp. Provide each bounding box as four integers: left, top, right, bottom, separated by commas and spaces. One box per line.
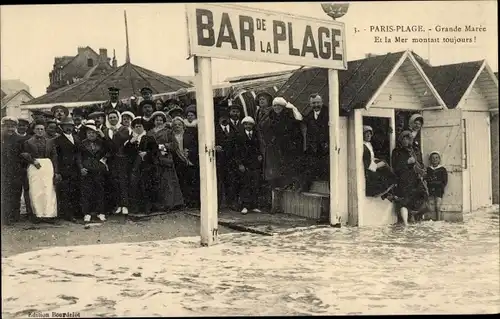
273, 50, 447, 226
417, 57, 499, 213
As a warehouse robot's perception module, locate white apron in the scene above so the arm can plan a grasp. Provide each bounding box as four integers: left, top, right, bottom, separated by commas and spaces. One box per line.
27, 158, 57, 218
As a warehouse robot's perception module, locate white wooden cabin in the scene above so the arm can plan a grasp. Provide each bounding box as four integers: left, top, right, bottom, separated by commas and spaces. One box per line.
418, 58, 499, 215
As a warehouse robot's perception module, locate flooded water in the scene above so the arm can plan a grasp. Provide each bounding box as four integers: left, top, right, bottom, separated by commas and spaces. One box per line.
2, 207, 499, 317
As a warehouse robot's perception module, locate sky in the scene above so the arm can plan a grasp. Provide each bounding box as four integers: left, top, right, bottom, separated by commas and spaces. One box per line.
1, 1, 497, 98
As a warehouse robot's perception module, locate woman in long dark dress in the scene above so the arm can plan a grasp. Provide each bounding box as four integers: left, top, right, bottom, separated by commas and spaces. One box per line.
126, 117, 159, 214
170, 117, 199, 208
148, 111, 184, 211
391, 130, 428, 226
362, 125, 396, 198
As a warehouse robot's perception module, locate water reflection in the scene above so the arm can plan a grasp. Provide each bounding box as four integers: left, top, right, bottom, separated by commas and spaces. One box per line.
2, 207, 499, 316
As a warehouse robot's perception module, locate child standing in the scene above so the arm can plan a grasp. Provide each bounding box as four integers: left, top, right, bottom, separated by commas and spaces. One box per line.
425, 151, 448, 221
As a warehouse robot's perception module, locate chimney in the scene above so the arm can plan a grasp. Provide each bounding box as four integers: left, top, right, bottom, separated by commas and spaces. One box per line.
112, 49, 117, 68
99, 48, 108, 62
77, 46, 85, 55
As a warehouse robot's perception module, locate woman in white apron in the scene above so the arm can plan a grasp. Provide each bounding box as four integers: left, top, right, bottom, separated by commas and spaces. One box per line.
20, 120, 58, 222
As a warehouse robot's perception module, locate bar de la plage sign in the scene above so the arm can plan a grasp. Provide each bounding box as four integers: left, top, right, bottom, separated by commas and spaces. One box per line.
185, 3, 347, 70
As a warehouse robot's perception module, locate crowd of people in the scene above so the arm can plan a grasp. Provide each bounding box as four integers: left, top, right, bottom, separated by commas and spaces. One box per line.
1, 85, 448, 226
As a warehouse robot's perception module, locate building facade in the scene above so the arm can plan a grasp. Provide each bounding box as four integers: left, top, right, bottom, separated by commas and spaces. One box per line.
46, 46, 117, 93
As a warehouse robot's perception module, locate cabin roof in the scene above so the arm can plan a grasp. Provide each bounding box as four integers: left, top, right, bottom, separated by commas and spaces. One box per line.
28, 62, 192, 105
413, 53, 484, 109
275, 51, 405, 115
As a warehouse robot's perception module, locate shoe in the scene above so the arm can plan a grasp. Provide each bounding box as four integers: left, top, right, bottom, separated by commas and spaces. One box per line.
83, 214, 91, 223
97, 214, 106, 222
114, 207, 122, 214
252, 208, 262, 213
122, 207, 129, 215
241, 208, 248, 215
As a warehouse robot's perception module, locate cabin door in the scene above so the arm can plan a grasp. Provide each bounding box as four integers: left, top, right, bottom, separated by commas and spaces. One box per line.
464, 112, 493, 210
421, 109, 464, 214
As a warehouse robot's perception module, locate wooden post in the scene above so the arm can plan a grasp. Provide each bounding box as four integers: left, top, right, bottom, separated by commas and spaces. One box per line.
328, 69, 341, 226
193, 56, 218, 246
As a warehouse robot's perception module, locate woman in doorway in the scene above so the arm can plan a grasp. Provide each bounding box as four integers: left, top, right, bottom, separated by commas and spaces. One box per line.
409, 113, 424, 156
391, 130, 428, 226
21, 121, 58, 223
170, 116, 199, 208
148, 111, 184, 211
362, 125, 397, 198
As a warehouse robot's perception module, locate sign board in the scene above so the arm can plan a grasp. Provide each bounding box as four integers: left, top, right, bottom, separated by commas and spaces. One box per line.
185, 3, 347, 70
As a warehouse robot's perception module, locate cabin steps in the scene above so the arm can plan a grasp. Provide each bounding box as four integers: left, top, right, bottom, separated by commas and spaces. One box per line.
273, 188, 329, 221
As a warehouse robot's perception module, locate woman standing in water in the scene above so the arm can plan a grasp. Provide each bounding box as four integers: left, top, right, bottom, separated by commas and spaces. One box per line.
148, 111, 184, 211
391, 130, 428, 226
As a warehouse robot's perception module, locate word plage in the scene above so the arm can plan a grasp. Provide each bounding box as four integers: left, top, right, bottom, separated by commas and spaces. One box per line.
185, 3, 347, 70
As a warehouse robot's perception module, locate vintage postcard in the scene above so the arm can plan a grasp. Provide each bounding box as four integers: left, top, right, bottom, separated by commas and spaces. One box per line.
1, 1, 498, 317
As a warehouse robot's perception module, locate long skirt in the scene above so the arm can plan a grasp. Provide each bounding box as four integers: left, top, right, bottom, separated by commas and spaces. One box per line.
27, 158, 57, 218
365, 161, 397, 197
110, 156, 132, 208
156, 163, 184, 210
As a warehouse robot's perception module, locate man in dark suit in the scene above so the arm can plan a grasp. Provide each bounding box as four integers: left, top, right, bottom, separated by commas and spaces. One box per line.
215, 109, 238, 208
228, 104, 243, 132
302, 93, 330, 191
1, 117, 25, 224
72, 107, 87, 141
235, 116, 263, 214
102, 87, 131, 115
52, 116, 81, 222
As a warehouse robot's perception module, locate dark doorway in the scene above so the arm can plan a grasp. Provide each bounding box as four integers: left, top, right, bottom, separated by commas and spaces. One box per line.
362, 116, 391, 163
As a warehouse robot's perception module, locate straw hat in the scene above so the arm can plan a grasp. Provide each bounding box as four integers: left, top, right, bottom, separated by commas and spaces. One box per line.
84, 120, 98, 132
241, 116, 255, 125
363, 125, 373, 133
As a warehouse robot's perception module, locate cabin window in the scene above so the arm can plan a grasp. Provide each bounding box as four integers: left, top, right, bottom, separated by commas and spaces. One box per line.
87, 59, 94, 67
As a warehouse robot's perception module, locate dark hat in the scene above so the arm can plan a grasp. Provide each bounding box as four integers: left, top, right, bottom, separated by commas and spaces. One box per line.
88, 111, 106, 119
255, 91, 274, 103
140, 87, 153, 94
131, 116, 146, 127
43, 111, 55, 119
59, 116, 75, 126
51, 105, 69, 116
185, 104, 197, 115
108, 86, 120, 93
46, 118, 58, 125
167, 106, 184, 117
139, 100, 155, 109
71, 107, 85, 117
229, 103, 241, 111
31, 110, 46, 117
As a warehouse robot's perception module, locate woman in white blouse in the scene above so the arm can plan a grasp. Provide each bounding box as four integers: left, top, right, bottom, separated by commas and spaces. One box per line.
363, 125, 397, 199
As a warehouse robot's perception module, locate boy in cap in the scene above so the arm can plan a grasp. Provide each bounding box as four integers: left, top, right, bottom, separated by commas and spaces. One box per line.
139, 87, 153, 105
52, 116, 81, 222
103, 87, 131, 114
235, 116, 263, 214
1, 117, 25, 224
